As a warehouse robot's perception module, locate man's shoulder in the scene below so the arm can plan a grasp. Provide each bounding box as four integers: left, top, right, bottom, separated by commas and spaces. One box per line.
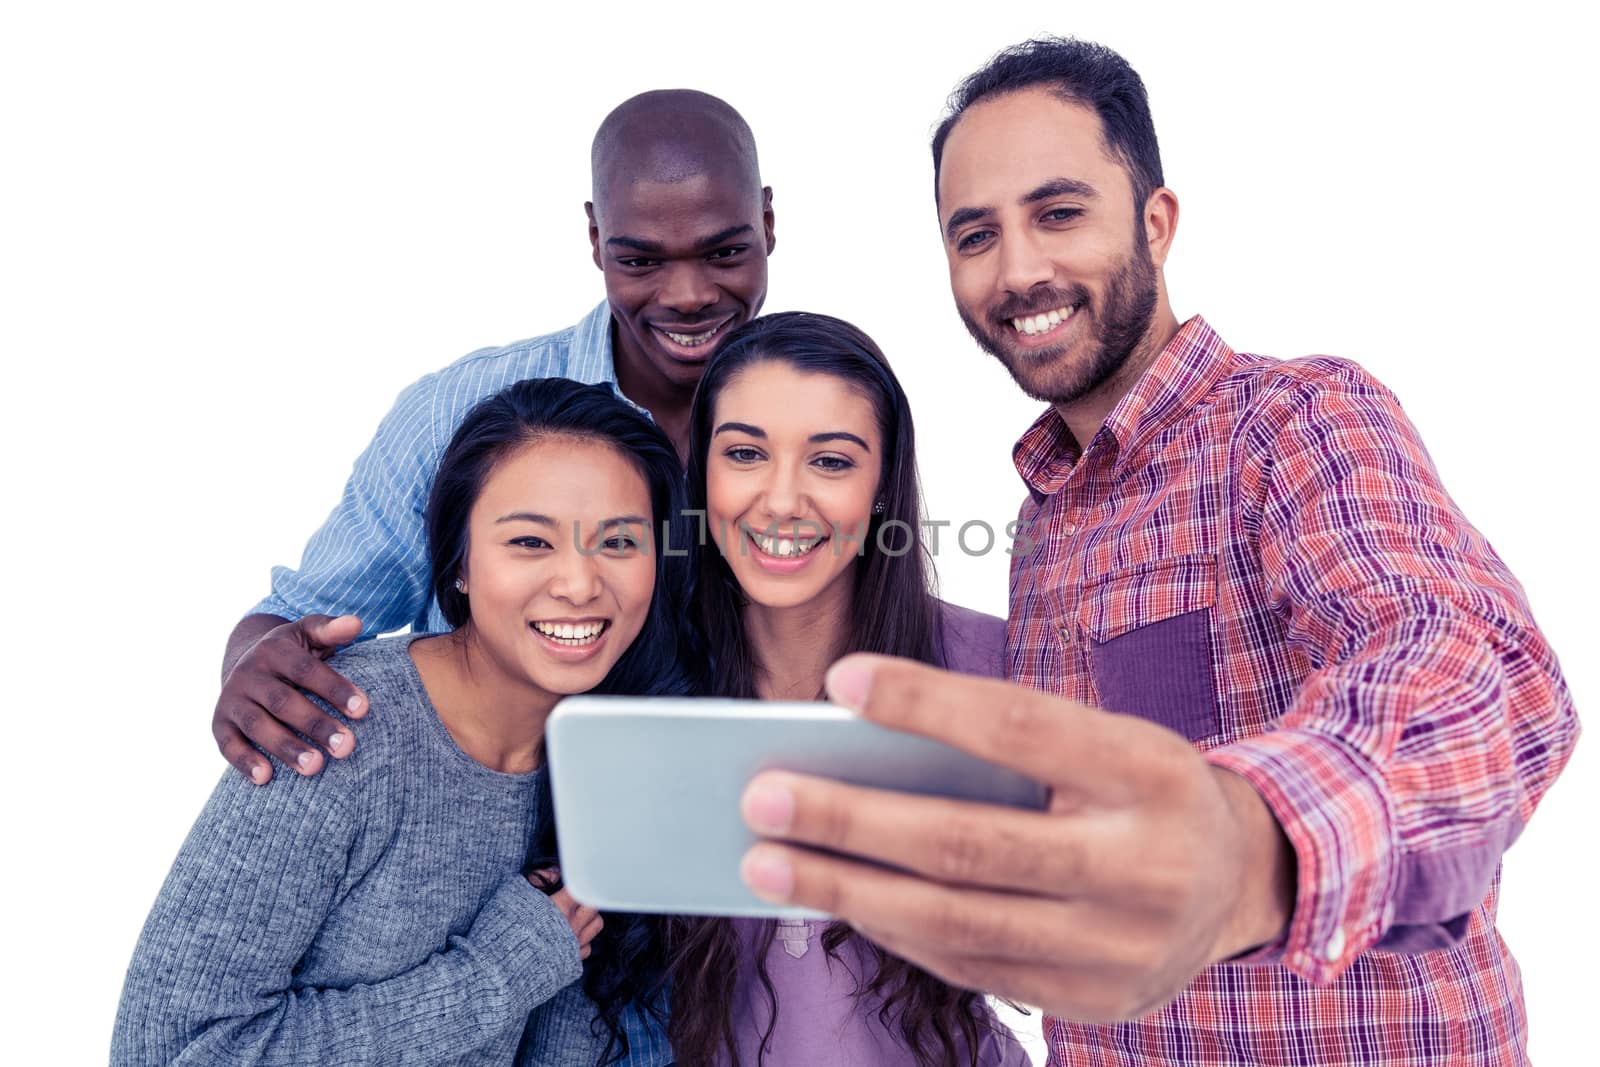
1211, 350, 1400, 436
1220, 349, 1392, 402
397, 302, 613, 412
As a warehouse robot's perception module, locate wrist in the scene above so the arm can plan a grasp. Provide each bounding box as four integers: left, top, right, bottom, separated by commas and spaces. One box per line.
1210, 766, 1296, 960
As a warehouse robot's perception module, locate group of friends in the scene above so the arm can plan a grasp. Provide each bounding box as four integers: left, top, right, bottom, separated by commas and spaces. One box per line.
112, 36, 1577, 1067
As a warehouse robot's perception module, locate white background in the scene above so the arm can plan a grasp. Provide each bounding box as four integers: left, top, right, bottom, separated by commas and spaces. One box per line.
2, 2, 1594, 1062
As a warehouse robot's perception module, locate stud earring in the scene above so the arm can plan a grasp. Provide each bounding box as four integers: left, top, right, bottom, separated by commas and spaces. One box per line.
454, 578, 467, 593
872, 499, 886, 515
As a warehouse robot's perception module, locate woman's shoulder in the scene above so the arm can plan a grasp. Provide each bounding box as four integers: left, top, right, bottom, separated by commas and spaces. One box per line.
320, 634, 436, 760
933, 600, 1007, 680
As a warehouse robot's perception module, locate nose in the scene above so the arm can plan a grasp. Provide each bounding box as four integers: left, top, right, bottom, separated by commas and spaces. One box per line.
996, 228, 1053, 296
755, 462, 807, 527
549, 544, 604, 606
658, 262, 719, 316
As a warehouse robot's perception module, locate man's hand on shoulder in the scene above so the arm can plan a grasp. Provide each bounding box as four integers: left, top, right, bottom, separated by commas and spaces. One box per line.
214, 613, 370, 784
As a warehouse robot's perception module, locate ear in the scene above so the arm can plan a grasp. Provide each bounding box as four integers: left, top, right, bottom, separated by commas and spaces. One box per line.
761, 185, 776, 255
1142, 187, 1179, 270
585, 201, 603, 270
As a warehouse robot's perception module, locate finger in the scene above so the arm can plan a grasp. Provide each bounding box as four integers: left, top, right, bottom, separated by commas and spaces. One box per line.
272, 638, 368, 720
300, 613, 364, 655
825, 654, 1166, 789
527, 868, 563, 894
212, 719, 273, 785
575, 912, 604, 946
216, 694, 325, 775
546, 886, 580, 918
255, 678, 357, 759
580, 944, 592, 960
743, 771, 1096, 895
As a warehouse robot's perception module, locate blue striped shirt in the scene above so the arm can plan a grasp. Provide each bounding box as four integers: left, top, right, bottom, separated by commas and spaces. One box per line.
254, 300, 620, 636
252, 298, 675, 1066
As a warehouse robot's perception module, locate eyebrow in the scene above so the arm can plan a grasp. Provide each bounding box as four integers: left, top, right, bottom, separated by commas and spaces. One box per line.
606, 223, 756, 257
597, 515, 650, 530
1022, 177, 1099, 204
496, 512, 556, 526
714, 422, 871, 452
943, 177, 1101, 242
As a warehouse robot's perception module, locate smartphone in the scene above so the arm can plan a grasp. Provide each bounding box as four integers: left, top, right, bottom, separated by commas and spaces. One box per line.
545, 695, 1048, 918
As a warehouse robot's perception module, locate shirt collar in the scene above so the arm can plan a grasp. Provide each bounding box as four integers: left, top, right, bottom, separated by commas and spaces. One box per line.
1012, 315, 1235, 497
573, 297, 659, 421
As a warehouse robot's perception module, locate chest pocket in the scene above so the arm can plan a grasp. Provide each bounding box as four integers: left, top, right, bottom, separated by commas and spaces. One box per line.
1078, 553, 1221, 743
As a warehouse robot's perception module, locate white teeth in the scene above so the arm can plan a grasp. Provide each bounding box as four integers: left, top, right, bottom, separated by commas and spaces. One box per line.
532, 621, 606, 645
751, 532, 822, 558
1011, 305, 1076, 336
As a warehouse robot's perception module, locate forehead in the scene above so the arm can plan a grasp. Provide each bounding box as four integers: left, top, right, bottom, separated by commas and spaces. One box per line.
716, 363, 880, 440
937, 88, 1132, 218
475, 437, 650, 516
597, 169, 759, 239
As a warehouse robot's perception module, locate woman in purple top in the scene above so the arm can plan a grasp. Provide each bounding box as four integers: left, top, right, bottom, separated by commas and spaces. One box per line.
668, 312, 1029, 1066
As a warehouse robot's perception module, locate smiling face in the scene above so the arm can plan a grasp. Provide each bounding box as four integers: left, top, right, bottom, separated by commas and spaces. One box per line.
589, 169, 775, 395
455, 435, 656, 703
938, 88, 1171, 408
704, 362, 883, 612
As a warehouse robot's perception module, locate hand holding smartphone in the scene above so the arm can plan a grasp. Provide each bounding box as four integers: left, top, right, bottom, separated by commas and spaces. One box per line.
546, 696, 1048, 917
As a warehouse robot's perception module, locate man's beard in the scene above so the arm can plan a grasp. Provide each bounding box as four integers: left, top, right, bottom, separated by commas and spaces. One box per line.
958, 231, 1159, 407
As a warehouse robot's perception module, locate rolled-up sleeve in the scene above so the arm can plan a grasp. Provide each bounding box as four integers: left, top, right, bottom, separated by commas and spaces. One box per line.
1207, 363, 1578, 984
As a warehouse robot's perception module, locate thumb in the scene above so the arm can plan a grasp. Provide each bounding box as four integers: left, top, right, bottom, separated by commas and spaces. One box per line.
302, 614, 363, 653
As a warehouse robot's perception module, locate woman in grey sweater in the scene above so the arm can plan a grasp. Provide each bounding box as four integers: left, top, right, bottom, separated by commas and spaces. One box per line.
112, 379, 697, 1066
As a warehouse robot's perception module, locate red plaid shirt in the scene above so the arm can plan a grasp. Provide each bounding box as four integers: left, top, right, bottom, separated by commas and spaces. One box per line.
1007, 316, 1578, 1065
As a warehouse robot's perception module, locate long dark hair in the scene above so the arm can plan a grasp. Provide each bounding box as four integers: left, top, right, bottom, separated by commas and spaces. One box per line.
425, 377, 698, 1064
668, 313, 992, 1067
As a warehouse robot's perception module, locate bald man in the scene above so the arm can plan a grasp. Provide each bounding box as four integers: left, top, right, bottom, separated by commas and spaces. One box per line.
212, 90, 774, 783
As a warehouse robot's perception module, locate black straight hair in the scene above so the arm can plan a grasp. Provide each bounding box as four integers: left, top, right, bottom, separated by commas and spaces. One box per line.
932, 36, 1165, 217
425, 376, 700, 1065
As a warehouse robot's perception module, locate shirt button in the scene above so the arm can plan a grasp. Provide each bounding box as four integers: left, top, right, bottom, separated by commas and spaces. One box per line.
1062, 522, 1078, 535
1323, 927, 1346, 962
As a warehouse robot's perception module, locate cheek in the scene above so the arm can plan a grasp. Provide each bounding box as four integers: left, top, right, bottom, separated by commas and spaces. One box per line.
704, 469, 745, 543
817, 479, 877, 529
614, 559, 657, 630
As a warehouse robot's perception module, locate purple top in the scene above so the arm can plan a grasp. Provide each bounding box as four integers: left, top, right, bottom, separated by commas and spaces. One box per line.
725, 600, 1029, 1067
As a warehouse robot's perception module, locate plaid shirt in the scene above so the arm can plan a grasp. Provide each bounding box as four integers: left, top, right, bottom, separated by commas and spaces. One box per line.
1007, 316, 1578, 1065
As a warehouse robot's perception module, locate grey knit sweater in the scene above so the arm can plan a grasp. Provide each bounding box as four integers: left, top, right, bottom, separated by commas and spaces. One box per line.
112, 635, 606, 1066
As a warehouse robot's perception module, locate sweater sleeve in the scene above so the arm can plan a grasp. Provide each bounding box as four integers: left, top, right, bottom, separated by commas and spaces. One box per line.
111, 761, 583, 1066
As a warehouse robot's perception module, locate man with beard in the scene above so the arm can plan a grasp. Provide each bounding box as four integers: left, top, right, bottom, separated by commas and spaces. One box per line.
735, 37, 1578, 1065
211, 88, 774, 784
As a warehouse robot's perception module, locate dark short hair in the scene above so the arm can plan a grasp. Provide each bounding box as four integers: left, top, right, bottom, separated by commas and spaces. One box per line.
425, 376, 697, 697
932, 36, 1164, 213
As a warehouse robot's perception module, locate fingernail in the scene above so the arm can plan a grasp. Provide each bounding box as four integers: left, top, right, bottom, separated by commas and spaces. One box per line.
742, 778, 795, 835
328, 732, 346, 753
740, 846, 794, 901
825, 658, 873, 710
346, 695, 365, 715
296, 751, 317, 771
251, 764, 270, 785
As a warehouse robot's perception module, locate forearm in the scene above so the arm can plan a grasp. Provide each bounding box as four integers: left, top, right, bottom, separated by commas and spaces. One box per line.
222, 613, 290, 681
